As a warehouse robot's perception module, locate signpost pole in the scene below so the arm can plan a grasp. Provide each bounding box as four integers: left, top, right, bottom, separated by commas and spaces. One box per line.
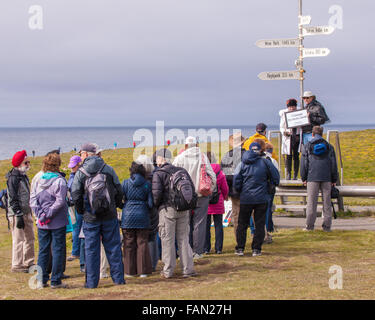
298, 0, 304, 109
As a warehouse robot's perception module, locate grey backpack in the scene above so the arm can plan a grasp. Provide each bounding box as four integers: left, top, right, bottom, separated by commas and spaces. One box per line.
79, 163, 111, 216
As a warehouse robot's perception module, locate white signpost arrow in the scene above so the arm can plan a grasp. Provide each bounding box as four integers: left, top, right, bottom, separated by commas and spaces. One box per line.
258, 70, 300, 81
256, 38, 299, 48
302, 25, 335, 36
298, 15, 312, 25
302, 48, 330, 58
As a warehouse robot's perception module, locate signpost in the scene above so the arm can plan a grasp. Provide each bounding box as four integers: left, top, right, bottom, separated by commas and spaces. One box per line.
258, 70, 300, 81
255, 0, 335, 109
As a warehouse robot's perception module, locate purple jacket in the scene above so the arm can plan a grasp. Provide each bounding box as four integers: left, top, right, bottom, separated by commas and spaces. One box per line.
30, 172, 68, 230
208, 164, 229, 215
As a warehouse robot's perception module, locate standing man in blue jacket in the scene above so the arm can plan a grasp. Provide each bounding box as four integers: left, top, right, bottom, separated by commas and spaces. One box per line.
71, 143, 125, 288
233, 141, 280, 257
300, 126, 338, 232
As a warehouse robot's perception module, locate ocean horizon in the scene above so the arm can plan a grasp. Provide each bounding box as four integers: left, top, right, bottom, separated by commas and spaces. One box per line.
0, 123, 374, 161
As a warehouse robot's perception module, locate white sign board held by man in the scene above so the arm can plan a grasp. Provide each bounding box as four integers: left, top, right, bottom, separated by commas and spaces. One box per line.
285, 109, 310, 128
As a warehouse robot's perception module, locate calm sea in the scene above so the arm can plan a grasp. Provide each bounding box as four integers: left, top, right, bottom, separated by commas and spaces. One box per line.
0, 124, 374, 160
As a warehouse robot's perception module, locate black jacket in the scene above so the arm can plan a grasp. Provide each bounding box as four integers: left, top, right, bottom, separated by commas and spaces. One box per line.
71, 156, 123, 223
302, 99, 330, 134
146, 171, 159, 242
300, 136, 338, 183
6, 168, 32, 217
151, 163, 177, 210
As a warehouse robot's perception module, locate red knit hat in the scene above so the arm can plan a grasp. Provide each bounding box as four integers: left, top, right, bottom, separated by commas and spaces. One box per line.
12, 150, 27, 167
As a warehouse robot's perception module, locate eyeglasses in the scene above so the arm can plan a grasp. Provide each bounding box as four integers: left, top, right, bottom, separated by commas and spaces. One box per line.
303, 97, 311, 100
24, 161, 30, 165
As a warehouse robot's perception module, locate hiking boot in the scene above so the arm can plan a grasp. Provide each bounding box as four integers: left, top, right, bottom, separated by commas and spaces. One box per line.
252, 250, 262, 257
67, 255, 79, 262
51, 283, 68, 289
264, 233, 273, 244
11, 267, 29, 273
235, 249, 244, 256
193, 253, 204, 260
182, 272, 197, 278
215, 251, 222, 254
80, 267, 85, 273
160, 272, 173, 279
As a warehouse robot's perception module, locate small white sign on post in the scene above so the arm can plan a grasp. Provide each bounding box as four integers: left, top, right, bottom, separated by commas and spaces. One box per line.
299, 15, 312, 25
258, 70, 300, 81
302, 48, 330, 58
256, 38, 299, 48
285, 109, 310, 128
302, 25, 335, 36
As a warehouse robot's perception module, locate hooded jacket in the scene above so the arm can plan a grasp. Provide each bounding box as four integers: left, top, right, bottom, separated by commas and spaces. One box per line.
172, 147, 216, 197
121, 173, 153, 229
234, 150, 280, 204
71, 156, 123, 223
301, 99, 330, 134
6, 168, 32, 217
29, 172, 68, 230
151, 162, 175, 210
207, 164, 229, 214
300, 135, 338, 183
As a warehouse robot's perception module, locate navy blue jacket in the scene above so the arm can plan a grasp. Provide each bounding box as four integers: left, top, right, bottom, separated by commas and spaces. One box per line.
234, 150, 280, 204
300, 135, 338, 183
121, 173, 153, 229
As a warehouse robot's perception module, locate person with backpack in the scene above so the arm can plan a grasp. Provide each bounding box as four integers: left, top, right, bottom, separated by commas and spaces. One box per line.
6, 150, 35, 273
300, 126, 338, 232
152, 148, 196, 278
71, 143, 125, 288
121, 161, 153, 278
220, 133, 246, 239
30, 153, 69, 288
172, 136, 216, 260
234, 141, 280, 257
204, 152, 229, 255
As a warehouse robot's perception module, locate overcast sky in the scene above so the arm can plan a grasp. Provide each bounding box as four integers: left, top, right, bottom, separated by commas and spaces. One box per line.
0, 0, 373, 127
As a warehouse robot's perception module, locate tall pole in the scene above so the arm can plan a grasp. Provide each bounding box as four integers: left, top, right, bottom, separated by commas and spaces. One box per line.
298, 0, 305, 109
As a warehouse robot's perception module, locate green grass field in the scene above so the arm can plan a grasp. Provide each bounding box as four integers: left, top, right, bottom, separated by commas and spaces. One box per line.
0, 129, 375, 300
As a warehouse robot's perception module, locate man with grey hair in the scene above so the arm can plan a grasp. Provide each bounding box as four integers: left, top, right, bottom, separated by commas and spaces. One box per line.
71, 143, 125, 288
173, 136, 216, 259
152, 148, 195, 278
301, 90, 330, 145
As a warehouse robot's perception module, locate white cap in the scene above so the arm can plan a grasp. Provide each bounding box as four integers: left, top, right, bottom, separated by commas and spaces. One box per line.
93, 143, 103, 154
185, 136, 197, 145
303, 90, 314, 98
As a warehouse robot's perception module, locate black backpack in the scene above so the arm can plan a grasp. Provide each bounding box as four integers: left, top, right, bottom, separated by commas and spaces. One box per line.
0, 189, 7, 210
209, 171, 221, 204
79, 163, 111, 216
161, 167, 198, 212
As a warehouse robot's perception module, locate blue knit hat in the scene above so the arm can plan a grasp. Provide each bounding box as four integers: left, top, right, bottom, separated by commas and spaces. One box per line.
249, 142, 261, 154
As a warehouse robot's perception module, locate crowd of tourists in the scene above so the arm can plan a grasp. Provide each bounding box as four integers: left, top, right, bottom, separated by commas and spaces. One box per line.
0, 91, 338, 289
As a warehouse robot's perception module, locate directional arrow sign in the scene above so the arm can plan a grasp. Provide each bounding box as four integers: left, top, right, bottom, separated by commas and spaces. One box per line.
256, 38, 299, 48
258, 70, 300, 80
302, 25, 335, 36
299, 15, 312, 25
302, 48, 330, 58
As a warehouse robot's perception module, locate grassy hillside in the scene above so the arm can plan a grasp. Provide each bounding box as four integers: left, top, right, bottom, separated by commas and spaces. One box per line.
1, 129, 375, 189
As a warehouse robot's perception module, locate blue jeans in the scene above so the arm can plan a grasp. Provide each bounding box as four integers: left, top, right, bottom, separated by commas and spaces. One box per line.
37, 226, 66, 286
80, 238, 85, 268
148, 235, 159, 272
204, 214, 224, 253
265, 195, 275, 232
250, 217, 255, 235
303, 133, 313, 145
71, 212, 83, 256
83, 218, 125, 288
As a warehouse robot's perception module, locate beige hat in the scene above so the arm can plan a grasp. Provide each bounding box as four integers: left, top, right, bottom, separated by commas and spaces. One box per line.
303, 90, 314, 98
